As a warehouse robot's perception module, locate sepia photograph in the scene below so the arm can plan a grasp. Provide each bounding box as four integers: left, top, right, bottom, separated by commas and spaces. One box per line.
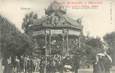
0, 0, 115, 73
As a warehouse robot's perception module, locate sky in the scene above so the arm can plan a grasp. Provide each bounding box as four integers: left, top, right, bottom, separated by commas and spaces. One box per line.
0, 0, 115, 38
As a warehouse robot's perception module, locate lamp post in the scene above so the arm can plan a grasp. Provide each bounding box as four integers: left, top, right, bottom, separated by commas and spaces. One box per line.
44, 30, 47, 73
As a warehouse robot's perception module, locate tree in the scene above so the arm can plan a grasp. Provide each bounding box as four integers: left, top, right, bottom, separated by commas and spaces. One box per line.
81, 36, 103, 64
22, 12, 38, 32
0, 15, 33, 59
103, 32, 115, 48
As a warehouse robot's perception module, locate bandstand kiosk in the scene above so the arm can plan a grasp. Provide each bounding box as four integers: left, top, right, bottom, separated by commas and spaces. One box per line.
25, 1, 83, 73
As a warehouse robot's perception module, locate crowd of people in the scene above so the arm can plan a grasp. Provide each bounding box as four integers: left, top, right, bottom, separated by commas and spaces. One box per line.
2, 54, 78, 73
1, 45, 113, 73
2, 55, 37, 73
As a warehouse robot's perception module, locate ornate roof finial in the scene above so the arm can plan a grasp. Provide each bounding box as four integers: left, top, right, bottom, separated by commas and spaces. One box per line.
45, 1, 66, 15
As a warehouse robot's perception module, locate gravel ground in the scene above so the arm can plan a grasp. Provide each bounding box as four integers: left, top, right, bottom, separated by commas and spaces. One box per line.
78, 66, 115, 73
0, 66, 115, 73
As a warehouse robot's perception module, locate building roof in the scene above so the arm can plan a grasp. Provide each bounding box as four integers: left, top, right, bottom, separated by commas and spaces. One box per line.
28, 1, 83, 31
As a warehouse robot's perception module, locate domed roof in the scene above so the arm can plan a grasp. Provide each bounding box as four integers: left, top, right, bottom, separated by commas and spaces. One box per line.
45, 1, 66, 15
28, 1, 83, 31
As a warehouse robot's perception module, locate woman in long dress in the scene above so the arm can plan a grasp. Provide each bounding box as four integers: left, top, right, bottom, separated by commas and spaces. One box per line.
93, 53, 105, 73
93, 50, 112, 73
103, 51, 112, 73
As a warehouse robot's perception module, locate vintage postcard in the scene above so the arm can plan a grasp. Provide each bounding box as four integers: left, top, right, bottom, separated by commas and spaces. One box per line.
0, 0, 115, 73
